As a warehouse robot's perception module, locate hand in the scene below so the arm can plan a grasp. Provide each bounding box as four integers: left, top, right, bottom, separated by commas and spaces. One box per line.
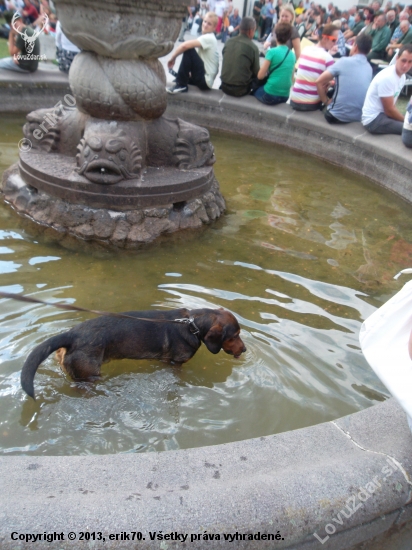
167, 58, 175, 70
329, 44, 338, 55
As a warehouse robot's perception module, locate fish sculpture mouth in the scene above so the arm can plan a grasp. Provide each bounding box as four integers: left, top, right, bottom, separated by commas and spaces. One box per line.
84, 159, 123, 184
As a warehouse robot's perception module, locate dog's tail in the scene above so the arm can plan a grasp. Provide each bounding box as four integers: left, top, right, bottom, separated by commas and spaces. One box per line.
21, 332, 72, 399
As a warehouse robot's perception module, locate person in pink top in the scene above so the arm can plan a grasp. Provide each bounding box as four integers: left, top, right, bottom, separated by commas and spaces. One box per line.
290, 24, 339, 111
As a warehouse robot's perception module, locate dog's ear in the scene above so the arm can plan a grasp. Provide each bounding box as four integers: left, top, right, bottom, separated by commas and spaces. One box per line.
203, 324, 225, 354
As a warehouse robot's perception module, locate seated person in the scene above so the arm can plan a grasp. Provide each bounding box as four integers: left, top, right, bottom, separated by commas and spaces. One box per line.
0, 10, 40, 72
22, 0, 38, 24
343, 10, 365, 41
220, 17, 260, 97
253, 0, 264, 34
228, 9, 242, 37
307, 10, 324, 43
362, 44, 412, 134
296, 15, 317, 39
5, 0, 24, 11
263, 4, 301, 60
166, 12, 219, 94
340, 10, 351, 32
290, 24, 339, 111
33, 0, 57, 33
220, 10, 230, 43
389, 11, 410, 44
367, 14, 391, 61
295, 1, 305, 16
253, 22, 296, 105
259, 0, 275, 41
194, 2, 208, 35
214, 0, 226, 34
332, 19, 346, 57
386, 8, 399, 37
386, 20, 412, 58
316, 33, 373, 123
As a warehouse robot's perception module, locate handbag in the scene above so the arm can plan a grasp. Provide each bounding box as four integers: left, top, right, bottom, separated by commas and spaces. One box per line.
250, 48, 290, 95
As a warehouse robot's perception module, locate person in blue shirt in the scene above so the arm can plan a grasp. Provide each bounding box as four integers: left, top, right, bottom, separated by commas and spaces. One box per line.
229, 8, 242, 37
315, 33, 373, 123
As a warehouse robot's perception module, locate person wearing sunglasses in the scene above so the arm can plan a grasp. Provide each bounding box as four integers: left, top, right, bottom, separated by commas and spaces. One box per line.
290, 24, 339, 111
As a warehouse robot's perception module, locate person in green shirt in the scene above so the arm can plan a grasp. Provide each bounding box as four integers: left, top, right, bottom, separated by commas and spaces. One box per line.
253, 23, 296, 105
387, 20, 412, 59
343, 11, 365, 41
0, 11, 41, 73
220, 17, 260, 97
367, 14, 392, 61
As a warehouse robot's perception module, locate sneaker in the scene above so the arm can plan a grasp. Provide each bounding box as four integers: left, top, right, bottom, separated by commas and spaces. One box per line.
166, 84, 188, 94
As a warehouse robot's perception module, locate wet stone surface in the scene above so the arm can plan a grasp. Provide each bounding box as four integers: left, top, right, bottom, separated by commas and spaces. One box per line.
1, 164, 225, 248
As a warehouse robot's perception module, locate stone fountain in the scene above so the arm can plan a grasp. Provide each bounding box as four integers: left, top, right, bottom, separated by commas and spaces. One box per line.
2, 0, 225, 248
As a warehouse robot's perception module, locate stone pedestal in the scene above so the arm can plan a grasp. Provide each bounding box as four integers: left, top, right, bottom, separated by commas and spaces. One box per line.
1, 0, 225, 246
3, 164, 225, 248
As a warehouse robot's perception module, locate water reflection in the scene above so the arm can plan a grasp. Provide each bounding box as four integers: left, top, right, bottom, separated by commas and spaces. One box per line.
0, 120, 411, 455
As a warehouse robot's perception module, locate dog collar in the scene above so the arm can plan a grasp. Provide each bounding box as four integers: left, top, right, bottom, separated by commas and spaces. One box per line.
174, 317, 201, 337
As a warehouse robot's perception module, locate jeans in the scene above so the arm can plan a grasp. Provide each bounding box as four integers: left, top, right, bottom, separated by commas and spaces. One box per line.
364, 112, 403, 135
0, 57, 31, 73
254, 86, 288, 105
402, 127, 412, 147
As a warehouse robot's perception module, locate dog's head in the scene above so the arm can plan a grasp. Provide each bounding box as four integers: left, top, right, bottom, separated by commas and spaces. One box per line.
202, 308, 246, 359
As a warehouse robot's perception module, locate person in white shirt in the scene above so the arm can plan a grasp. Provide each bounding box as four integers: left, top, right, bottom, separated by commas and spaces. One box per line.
167, 12, 219, 94
362, 44, 412, 134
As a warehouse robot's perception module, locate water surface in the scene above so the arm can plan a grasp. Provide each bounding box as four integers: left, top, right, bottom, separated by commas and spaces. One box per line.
1, 114, 411, 455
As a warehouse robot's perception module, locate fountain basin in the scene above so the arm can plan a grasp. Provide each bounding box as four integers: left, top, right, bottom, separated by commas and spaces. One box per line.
0, 89, 412, 548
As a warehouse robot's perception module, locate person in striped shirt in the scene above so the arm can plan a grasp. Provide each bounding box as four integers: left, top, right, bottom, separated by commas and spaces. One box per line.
290, 24, 339, 111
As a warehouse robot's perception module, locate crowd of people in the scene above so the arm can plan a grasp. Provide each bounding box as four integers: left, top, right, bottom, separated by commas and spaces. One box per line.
2, 0, 412, 147
166, 0, 412, 149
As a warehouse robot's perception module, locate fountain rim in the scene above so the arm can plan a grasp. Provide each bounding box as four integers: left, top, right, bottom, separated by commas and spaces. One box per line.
1, 87, 412, 549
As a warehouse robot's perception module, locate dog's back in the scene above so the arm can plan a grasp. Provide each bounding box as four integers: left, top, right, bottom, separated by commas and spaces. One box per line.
21, 308, 196, 398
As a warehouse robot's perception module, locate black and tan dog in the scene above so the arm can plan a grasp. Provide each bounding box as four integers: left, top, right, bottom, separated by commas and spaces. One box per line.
21, 308, 246, 398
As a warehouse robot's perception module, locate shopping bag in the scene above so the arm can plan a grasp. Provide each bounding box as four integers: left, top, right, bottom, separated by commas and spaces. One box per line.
359, 277, 412, 420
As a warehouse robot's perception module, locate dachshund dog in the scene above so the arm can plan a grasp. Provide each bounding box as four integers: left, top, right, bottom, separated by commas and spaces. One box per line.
21, 308, 246, 398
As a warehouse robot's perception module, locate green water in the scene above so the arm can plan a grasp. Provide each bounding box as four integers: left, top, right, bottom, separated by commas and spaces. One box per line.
0, 114, 411, 455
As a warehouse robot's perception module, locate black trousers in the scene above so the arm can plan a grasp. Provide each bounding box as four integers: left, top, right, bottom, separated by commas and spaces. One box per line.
176, 48, 209, 90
